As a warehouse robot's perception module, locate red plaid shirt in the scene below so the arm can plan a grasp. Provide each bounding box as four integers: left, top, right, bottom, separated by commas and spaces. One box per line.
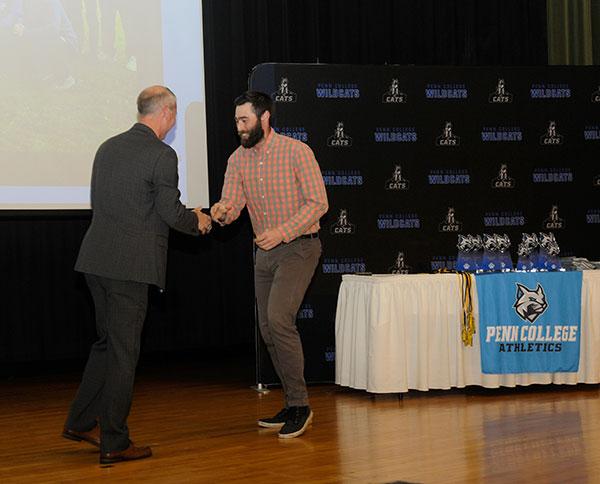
219, 130, 328, 242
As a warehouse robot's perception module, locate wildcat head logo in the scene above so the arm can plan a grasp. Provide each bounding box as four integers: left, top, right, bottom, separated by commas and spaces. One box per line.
457, 234, 475, 252
496, 233, 511, 252
457, 234, 482, 252
539, 231, 560, 256
483, 233, 500, 251
273, 77, 297, 103
514, 283, 549, 323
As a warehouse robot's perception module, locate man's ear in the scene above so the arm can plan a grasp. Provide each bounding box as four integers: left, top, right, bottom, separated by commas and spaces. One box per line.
261, 110, 271, 124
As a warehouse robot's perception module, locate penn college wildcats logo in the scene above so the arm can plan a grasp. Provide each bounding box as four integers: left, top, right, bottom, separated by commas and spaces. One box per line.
543, 205, 565, 230
389, 251, 410, 274
540, 121, 564, 146
385, 165, 410, 190
514, 283, 549, 323
436, 121, 460, 147
591, 85, 600, 103
330, 209, 356, 235
439, 207, 462, 232
327, 122, 353, 147
272, 77, 297, 103
382, 78, 407, 103
489, 78, 513, 103
491, 163, 516, 189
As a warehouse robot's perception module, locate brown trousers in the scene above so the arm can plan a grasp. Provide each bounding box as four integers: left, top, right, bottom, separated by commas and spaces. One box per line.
254, 237, 321, 407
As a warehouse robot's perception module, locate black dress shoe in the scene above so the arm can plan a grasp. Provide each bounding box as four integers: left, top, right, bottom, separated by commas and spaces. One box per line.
100, 442, 152, 464
62, 424, 100, 448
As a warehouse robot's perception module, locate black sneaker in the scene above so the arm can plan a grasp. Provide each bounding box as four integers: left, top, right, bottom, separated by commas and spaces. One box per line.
257, 407, 290, 428
278, 406, 313, 439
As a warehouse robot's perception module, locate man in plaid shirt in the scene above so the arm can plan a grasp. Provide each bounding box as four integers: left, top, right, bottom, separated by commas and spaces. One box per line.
211, 91, 328, 439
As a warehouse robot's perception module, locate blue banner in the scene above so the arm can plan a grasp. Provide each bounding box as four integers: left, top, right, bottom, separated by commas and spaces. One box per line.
476, 271, 583, 374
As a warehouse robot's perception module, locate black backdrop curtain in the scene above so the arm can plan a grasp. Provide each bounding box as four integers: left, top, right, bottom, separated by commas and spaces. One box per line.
0, 0, 548, 365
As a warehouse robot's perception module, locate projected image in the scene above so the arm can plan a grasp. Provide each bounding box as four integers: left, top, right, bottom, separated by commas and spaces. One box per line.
0, 0, 158, 156
0, 0, 208, 208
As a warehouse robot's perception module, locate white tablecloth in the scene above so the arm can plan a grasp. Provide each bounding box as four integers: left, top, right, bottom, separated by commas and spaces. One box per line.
335, 271, 600, 393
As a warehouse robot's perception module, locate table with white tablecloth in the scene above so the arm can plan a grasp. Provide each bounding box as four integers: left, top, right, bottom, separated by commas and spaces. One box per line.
335, 271, 600, 393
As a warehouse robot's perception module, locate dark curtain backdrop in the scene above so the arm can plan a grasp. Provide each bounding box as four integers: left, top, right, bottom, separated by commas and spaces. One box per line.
547, 0, 600, 65
0, 0, 548, 365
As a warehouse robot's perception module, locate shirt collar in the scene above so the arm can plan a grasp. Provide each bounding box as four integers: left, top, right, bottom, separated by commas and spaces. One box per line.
250, 127, 276, 155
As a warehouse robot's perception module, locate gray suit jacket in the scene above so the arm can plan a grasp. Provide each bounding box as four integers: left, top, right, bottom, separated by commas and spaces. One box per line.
75, 123, 199, 288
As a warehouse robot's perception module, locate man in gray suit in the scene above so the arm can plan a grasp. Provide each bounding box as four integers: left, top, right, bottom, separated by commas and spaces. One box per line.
62, 86, 211, 464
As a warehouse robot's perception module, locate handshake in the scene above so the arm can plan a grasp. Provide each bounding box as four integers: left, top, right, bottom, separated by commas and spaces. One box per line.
192, 203, 233, 235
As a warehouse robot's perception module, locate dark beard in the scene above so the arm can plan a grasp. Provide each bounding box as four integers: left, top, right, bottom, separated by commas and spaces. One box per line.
239, 123, 264, 148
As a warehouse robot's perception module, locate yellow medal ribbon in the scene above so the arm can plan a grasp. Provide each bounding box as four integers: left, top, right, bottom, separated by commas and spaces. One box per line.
436, 269, 476, 346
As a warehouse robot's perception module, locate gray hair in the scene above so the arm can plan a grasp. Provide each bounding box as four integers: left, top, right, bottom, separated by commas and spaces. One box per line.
137, 86, 176, 117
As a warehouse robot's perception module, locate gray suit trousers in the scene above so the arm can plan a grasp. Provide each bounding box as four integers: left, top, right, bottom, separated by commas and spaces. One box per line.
66, 274, 148, 453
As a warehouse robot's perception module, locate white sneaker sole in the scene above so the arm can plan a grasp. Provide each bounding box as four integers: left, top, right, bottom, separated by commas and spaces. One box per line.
278, 411, 313, 439
257, 420, 285, 429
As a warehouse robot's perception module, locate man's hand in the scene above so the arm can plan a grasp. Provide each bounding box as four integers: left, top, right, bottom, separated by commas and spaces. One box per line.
193, 207, 212, 235
210, 202, 232, 226
255, 228, 284, 251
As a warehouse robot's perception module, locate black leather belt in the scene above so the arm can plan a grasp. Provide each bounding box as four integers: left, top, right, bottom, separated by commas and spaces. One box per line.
299, 232, 319, 239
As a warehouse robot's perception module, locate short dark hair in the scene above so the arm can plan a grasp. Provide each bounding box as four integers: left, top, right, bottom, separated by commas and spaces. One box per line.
234, 91, 274, 122
137, 86, 176, 117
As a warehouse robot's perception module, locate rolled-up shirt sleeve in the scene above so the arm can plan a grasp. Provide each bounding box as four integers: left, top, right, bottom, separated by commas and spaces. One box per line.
219, 155, 247, 224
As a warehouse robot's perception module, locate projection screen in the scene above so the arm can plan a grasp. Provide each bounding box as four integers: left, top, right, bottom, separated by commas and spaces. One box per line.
0, 0, 209, 209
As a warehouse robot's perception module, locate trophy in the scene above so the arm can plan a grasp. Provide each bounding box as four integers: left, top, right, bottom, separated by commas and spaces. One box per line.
516, 233, 539, 271
482, 233, 500, 271
517, 243, 533, 271
538, 232, 561, 271
496, 233, 513, 271
457, 234, 475, 271
471, 235, 484, 272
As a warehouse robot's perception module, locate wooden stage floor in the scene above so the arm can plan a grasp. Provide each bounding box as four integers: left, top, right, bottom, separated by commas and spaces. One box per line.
1, 357, 600, 483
